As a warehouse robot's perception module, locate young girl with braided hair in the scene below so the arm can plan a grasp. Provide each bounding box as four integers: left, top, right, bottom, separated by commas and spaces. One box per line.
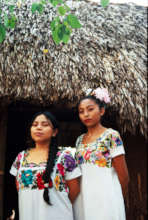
10, 111, 81, 220
74, 88, 129, 220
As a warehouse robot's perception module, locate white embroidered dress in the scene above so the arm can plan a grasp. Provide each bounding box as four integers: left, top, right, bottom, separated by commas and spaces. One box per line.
10, 148, 81, 220
73, 128, 126, 220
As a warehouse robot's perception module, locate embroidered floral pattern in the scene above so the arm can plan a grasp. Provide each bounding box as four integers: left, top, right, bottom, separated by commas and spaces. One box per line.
12, 149, 77, 192
76, 129, 123, 168
21, 170, 33, 186
54, 150, 77, 192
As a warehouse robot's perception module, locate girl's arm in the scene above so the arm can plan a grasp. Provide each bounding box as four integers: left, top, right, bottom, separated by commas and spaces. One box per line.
112, 154, 129, 198
66, 177, 81, 204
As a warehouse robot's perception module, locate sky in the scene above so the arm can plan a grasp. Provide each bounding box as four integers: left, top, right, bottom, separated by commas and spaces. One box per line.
91, 0, 148, 6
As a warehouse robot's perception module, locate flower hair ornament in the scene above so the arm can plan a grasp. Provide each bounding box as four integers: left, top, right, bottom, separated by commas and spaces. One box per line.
85, 87, 111, 104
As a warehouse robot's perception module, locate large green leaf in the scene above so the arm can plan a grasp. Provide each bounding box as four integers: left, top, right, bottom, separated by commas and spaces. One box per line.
0, 24, 6, 43
66, 14, 81, 29
101, 0, 110, 8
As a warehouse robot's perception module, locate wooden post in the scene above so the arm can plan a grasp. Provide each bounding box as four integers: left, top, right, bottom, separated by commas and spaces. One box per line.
0, 108, 8, 220
137, 173, 144, 220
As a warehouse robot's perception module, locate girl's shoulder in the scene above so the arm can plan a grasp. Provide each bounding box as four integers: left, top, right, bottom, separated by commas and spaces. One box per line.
106, 128, 121, 137
56, 147, 77, 172
14, 150, 26, 161
13, 148, 31, 164
57, 146, 76, 157
75, 134, 85, 147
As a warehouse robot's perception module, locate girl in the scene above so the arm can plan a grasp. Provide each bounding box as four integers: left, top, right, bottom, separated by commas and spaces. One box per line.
74, 88, 129, 220
10, 111, 81, 220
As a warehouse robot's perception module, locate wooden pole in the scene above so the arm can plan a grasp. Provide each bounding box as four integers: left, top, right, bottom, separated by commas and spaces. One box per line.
137, 173, 144, 220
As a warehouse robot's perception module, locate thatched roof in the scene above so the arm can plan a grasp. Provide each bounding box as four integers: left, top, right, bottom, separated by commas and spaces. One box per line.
0, 0, 147, 136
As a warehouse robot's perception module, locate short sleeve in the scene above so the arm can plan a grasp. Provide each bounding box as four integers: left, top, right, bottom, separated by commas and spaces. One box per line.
9, 151, 24, 176
62, 148, 81, 181
109, 130, 125, 158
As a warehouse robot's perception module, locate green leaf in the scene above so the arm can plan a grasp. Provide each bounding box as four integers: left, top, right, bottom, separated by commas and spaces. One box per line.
101, 0, 110, 8
9, 15, 17, 29
62, 34, 70, 43
31, 3, 44, 14
0, 24, 6, 43
50, 20, 56, 31
50, 17, 60, 31
64, 4, 71, 12
52, 27, 61, 45
4, 14, 17, 29
40, 0, 47, 5
9, 5, 15, 13
49, 0, 62, 7
31, 3, 38, 13
58, 6, 66, 16
66, 14, 81, 29
37, 3, 44, 14
4, 13, 9, 28
58, 24, 71, 43
57, 24, 64, 39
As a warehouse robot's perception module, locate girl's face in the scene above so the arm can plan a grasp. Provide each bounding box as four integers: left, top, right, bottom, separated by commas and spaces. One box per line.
31, 114, 57, 144
78, 99, 105, 128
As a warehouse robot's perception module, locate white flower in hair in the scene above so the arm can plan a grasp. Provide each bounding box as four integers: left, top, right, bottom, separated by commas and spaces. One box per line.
85, 88, 93, 96
93, 88, 111, 103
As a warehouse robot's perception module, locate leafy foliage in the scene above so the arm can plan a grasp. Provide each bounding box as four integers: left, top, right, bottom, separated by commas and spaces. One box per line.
0, 3, 17, 42
0, 0, 110, 45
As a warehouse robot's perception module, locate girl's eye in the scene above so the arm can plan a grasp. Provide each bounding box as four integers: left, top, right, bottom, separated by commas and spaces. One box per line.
88, 108, 93, 111
32, 123, 37, 127
42, 123, 50, 126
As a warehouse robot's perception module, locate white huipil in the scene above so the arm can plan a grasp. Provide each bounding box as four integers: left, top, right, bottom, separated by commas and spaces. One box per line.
73, 128, 126, 220
10, 148, 81, 220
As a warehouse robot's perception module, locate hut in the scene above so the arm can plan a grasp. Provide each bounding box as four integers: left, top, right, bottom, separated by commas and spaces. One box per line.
0, 0, 147, 219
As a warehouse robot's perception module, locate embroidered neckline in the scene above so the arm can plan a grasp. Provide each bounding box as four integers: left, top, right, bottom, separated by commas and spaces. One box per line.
80, 128, 111, 146
22, 149, 47, 167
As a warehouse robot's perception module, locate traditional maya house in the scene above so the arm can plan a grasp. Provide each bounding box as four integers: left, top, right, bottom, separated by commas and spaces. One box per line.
0, 1, 147, 219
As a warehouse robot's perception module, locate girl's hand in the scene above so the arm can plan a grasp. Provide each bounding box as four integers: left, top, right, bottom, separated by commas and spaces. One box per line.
7, 209, 15, 220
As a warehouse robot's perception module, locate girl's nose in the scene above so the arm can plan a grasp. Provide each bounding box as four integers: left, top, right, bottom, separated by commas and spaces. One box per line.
84, 110, 89, 117
36, 124, 42, 129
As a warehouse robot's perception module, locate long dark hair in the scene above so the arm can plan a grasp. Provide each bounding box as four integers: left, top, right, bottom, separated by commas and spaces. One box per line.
30, 111, 59, 205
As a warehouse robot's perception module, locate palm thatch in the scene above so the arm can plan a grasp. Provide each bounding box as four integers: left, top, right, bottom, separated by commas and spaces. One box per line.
0, 0, 147, 136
